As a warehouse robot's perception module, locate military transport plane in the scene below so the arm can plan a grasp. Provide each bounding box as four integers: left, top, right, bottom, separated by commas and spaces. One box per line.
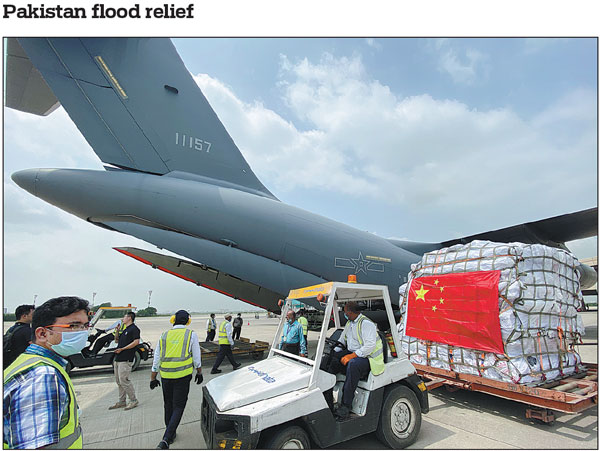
5, 38, 598, 316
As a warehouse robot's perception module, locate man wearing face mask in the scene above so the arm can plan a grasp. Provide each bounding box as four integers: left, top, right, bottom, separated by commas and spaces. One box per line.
278, 310, 307, 357
331, 301, 385, 421
3, 296, 89, 449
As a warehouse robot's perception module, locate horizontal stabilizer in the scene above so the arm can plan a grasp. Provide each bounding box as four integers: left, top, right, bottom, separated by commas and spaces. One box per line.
115, 247, 283, 312
5, 38, 59, 116
12, 38, 275, 198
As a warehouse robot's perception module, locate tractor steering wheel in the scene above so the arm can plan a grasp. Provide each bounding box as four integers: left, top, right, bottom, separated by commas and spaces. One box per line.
325, 337, 346, 351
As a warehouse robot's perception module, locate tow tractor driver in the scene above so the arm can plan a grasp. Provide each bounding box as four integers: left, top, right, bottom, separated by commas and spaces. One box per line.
330, 301, 385, 421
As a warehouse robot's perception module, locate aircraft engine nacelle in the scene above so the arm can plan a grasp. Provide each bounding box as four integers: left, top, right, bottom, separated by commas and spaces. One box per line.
576, 262, 597, 290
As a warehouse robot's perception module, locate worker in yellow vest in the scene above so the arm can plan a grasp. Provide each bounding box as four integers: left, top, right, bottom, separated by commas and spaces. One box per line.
298, 309, 309, 345
210, 314, 241, 374
332, 301, 385, 421
205, 313, 217, 342
4, 296, 89, 449
150, 310, 203, 450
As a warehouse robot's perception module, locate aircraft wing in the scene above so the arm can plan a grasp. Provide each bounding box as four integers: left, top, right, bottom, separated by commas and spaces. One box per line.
439, 207, 598, 248
7, 38, 275, 199
114, 247, 284, 312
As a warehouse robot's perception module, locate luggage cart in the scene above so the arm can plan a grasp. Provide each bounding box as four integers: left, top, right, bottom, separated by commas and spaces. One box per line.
417, 362, 597, 423
200, 337, 269, 360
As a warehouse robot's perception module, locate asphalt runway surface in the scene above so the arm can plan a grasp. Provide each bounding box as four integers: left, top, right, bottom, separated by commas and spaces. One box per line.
4, 312, 598, 449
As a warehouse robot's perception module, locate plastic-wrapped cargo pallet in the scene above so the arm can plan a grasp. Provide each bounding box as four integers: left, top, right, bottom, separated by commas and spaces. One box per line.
397, 240, 586, 385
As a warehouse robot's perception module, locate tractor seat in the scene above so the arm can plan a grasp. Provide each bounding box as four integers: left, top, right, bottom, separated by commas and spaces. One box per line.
335, 331, 389, 384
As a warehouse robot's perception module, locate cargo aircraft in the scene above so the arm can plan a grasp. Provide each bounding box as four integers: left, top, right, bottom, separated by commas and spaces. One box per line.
5, 38, 598, 317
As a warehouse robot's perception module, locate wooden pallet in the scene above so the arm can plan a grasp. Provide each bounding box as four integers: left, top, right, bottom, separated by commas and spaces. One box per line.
199, 337, 269, 360
417, 362, 597, 422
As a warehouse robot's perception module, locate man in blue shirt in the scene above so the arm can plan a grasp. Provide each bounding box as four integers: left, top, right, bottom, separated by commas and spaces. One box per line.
4, 296, 90, 449
279, 310, 307, 357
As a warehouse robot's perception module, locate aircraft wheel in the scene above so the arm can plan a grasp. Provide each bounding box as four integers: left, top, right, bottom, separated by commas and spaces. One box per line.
262, 425, 310, 449
376, 385, 421, 448
131, 351, 142, 371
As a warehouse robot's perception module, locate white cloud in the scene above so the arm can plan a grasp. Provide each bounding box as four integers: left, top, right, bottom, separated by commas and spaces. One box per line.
433, 39, 488, 85
194, 53, 596, 217
4, 107, 100, 170
365, 38, 382, 50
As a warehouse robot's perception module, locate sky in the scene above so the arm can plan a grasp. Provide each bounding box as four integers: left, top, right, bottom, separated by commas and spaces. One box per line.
3, 37, 598, 314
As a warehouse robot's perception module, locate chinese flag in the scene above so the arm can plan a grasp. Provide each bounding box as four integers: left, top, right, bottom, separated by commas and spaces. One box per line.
405, 270, 504, 354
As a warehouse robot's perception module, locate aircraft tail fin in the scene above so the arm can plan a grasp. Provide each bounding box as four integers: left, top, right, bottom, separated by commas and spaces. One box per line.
7, 38, 275, 199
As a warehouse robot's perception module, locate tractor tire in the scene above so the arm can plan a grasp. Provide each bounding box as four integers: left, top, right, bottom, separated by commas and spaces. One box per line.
131, 350, 142, 371
262, 425, 310, 449
375, 385, 421, 448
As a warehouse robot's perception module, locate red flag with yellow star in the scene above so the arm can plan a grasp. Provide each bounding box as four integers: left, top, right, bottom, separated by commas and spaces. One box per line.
405, 270, 504, 354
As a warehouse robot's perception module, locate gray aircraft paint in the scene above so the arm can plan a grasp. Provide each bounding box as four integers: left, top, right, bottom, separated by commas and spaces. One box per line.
7, 38, 597, 313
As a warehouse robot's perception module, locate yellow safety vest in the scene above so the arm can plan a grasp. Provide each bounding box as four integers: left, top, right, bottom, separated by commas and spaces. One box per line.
218, 321, 230, 345
298, 316, 308, 336
4, 353, 82, 449
208, 318, 216, 331
159, 328, 194, 379
344, 314, 385, 376
114, 322, 127, 341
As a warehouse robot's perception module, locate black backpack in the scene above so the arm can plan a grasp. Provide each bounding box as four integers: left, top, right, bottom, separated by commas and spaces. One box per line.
3, 323, 25, 369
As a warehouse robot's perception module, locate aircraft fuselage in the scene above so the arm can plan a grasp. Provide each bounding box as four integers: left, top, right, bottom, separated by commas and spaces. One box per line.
12, 167, 421, 307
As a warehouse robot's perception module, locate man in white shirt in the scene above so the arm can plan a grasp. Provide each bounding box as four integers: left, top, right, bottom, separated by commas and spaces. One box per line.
205, 313, 217, 342
332, 301, 383, 420
150, 310, 202, 449
210, 314, 241, 374
90, 318, 121, 355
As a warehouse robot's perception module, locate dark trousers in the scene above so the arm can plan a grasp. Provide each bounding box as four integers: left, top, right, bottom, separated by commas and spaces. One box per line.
330, 349, 370, 407
212, 344, 238, 370
205, 330, 215, 342
161, 374, 192, 442
91, 333, 115, 354
232, 327, 241, 340
283, 342, 300, 355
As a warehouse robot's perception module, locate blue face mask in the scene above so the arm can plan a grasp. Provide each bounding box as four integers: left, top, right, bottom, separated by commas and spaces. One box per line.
50, 330, 89, 357
344, 313, 349, 321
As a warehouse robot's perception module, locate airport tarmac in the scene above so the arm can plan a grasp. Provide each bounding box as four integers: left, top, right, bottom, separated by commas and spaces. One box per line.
4, 312, 598, 449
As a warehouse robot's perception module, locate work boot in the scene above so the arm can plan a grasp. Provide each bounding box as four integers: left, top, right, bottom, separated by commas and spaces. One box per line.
156, 440, 169, 449
211, 369, 222, 374
334, 404, 350, 421
124, 400, 139, 410
232, 363, 241, 370
108, 401, 126, 410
